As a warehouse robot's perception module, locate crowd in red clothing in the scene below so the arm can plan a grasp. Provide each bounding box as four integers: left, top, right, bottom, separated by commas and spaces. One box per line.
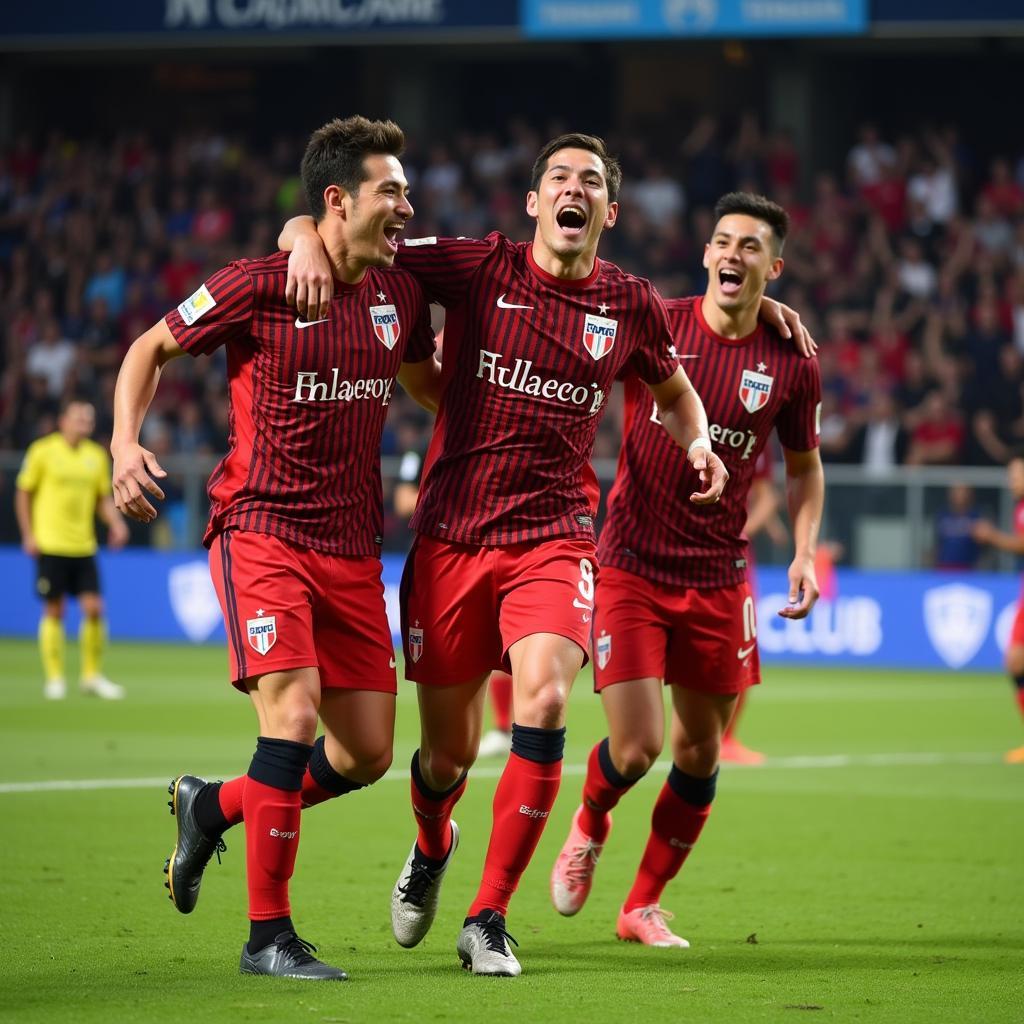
2, 116, 1023, 475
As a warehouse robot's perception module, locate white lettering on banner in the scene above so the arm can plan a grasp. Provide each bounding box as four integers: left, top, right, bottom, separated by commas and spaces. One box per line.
756, 595, 882, 657
168, 0, 445, 29
292, 371, 393, 405
922, 583, 992, 669
477, 350, 605, 415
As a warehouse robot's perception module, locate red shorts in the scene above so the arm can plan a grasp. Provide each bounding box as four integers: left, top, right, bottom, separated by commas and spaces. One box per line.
400, 534, 597, 685
593, 566, 760, 695
209, 530, 396, 694
1011, 597, 1024, 647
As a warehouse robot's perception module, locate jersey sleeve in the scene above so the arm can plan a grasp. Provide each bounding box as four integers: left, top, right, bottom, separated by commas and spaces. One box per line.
164, 262, 255, 357
624, 285, 680, 386
402, 283, 438, 364
15, 440, 42, 492
776, 356, 823, 452
395, 233, 498, 307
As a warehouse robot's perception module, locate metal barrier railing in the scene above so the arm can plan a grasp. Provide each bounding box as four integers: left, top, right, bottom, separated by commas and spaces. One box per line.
0, 451, 1015, 571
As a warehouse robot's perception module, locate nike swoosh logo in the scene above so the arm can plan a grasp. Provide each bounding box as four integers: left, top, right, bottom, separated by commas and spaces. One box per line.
389, 657, 397, 669
736, 643, 756, 659
496, 294, 534, 310
295, 317, 330, 329
572, 598, 592, 611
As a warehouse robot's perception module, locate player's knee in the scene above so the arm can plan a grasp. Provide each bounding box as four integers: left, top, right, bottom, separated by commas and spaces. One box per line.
267, 703, 319, 745
613, 737, 661, 779
517, 681, 569, 729
673, 735, 720, 776
355, 745, 393, 784
1006, 646, 1024, 677
420, 747, 471, 789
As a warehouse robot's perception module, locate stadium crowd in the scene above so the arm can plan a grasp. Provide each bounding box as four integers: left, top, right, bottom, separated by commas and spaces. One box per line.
2, 113, 1023, 528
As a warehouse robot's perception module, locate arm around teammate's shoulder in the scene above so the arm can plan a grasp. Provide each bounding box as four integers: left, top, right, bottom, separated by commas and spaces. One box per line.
280, 215, 333, 321
110, 318, 182, 523
398, 355, 442, 414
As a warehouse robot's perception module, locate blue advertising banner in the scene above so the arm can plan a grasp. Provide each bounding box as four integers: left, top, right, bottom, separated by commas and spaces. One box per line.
522, 0, 867, 38
0, 546, 1018, 671
0, 0, 519, 41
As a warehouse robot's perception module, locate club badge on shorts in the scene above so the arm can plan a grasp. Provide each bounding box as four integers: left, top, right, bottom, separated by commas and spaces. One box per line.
596, 631, 612, 670
370, 303, 401, 350
247, 614, 278, 655
408, 626, 424, 663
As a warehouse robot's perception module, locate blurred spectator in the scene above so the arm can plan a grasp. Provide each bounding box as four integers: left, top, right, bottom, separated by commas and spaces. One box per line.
842, 391, 909, 474
26, 319, 75, 397
933, 484, 983, 569
906, 390, 965, 465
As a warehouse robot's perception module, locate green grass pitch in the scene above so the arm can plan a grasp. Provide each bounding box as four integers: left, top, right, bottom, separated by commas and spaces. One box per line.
1, 637, 1022, 1023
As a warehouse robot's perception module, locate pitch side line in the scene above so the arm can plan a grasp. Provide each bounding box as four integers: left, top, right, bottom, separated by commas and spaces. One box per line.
0, 751, 1005, 795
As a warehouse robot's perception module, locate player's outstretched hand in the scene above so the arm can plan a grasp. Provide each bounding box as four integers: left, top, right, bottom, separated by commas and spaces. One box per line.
778, 553, 819, 619
111, 443, 167, 523
688, 449, 729, 505
286, 236, 334, 322
760, 297, 817, 357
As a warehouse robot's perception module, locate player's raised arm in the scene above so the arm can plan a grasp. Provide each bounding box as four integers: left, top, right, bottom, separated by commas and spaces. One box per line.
109, 319, 182, 522
777, 445, 825, 619
280, 215, 334, 321
646, 367, 728, 505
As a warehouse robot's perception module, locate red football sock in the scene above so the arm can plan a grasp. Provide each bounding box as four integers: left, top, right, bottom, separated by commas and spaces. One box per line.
723, 689, 748, 742
623, 778, 713, 913
578, 739, 637, 843
217, 775, 246, 827
411, 751, 466, 860
468, 751, 562, 917
489, 672, 514, 733
244, 777, 302, 921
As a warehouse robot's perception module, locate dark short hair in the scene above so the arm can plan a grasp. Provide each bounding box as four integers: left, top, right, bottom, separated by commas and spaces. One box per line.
530, 133, 622, 202
712, 191, 790, 255
301, 116, 405, 220
59, 396, 93, 415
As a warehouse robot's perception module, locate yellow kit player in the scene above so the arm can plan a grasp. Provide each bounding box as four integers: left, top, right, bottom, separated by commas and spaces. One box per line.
15, 399, 129, 699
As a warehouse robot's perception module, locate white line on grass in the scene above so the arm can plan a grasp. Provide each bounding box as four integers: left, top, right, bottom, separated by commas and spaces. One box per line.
0, 751, 1004, 795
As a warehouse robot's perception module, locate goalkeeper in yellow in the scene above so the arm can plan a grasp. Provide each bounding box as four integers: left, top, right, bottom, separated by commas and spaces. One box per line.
15, 399, 129, 699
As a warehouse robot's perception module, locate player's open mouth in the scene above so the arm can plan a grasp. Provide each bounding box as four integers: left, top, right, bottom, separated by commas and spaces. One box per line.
555, 205, 587, 237
719, 268, 743, 296
383, 224, 404, 252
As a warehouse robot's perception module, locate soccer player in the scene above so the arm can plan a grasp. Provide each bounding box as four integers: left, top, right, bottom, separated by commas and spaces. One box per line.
15, 399, 129, 700
478, 671, 515, 758
111, 117, 439, 981
971, 453, 1024, 764
282, 132, 734, 977
549, 192, 825, 947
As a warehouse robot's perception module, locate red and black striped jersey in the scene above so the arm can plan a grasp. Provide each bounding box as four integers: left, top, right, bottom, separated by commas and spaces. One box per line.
165, 251, 434, 554
395, 232, 678, 546
599, 295, 821, 588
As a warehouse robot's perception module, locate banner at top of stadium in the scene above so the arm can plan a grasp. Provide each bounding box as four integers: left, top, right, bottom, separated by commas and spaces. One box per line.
522, 0, 867, 37
0, 0, 519, 41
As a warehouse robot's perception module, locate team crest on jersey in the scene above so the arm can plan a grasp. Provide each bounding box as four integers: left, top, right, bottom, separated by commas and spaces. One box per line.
582, 313, 618, 361
596, 631, 612, 670
247, 615, 277, 655
739, 369, 773, 414
408, 626, 424, 663
369, 304, 401, 350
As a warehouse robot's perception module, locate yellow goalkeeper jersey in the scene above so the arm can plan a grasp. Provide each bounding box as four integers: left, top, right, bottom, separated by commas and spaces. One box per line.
16, 433, 111, 557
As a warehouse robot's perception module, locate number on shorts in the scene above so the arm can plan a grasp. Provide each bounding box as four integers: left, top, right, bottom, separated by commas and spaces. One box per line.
578, 559, 595, 603
742, 595, 757, 642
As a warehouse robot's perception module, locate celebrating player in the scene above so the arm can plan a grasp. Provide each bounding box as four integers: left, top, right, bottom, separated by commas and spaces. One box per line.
283, 132, 732, 976
15, 398, 129, 701
972, 452, 1024, 764
549, 192, 824, 947
111, 117, 439, 981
